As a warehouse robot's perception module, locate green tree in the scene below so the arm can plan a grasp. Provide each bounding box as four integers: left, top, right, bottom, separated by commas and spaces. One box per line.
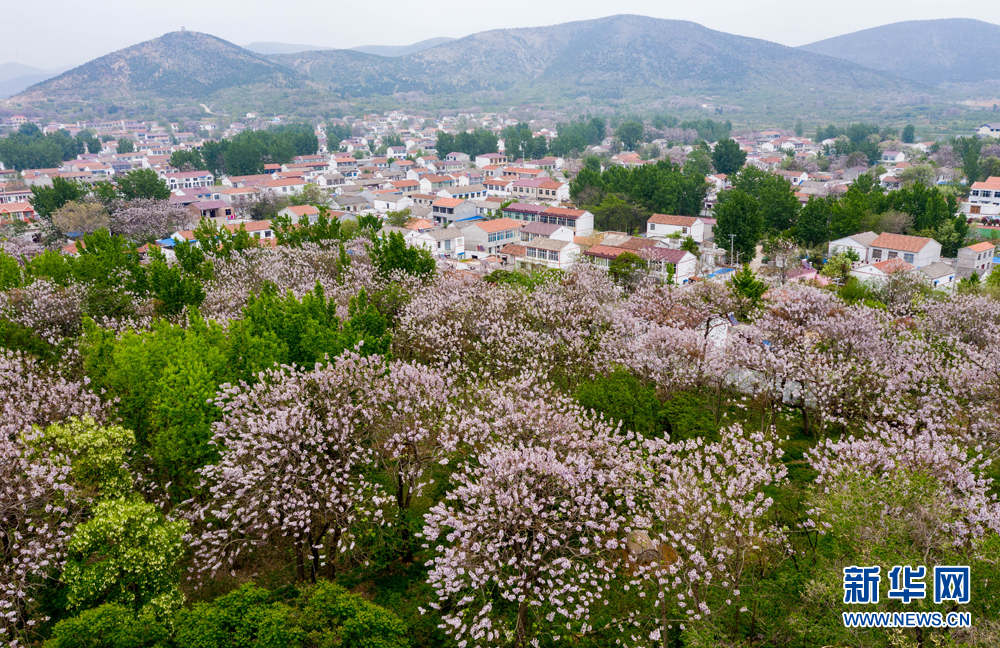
729, 264, 768, 318
385, 208, 413, 227
821, 252, 854, 285
954, 136, 983, 185
30, 177, 84, 220
576, 370, 667, 438
681, 235, 700, 254
370, 231, 436, 281
731, 165, 800, 233
169, 149, 206, 170
797, 196, 833, 246
32, 417, 136, 499
62, 495, 188, 613
608, 251, 648, 290
684, 148, 713, 176
794, 118, 804, 137
901, 124, 916, 144
117, 138, 135, 154
45, 604, 167, 648
615, 120, 645, 151
713, 190, 763, 264
711, 138, 747, 175
117, 169, 171, 201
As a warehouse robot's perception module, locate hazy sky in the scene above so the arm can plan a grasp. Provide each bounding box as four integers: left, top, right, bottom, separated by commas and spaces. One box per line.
7, 0, 998, 69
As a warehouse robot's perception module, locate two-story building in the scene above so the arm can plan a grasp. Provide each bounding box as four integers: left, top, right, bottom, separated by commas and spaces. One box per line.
459, 217, 524, 258
965, 176, 1000, 218
646, 214, 709, 242
866, 233, 941, 268
431, 197, 478, 225
957, 241, 996, 279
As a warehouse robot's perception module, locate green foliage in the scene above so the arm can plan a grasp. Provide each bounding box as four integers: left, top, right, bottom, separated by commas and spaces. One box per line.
607, 251, 647, 289
31, 177, 84, 220
713, 190, 763, 264
169, 149, 206, 171
0, 250, 25, 290
227, 284, 390, 381
711, 138, 747, 175
369, 231, 436, 282
117, 138, 135, 154
172, 581, 409, 648
148, 248, 208, 318
271, 209, 345, 249
954, 135, 983, 185
679, 118, 731, 142
384, 208, 412, 227
31, 417, 136, 499
547, 117, 605, 157
901, 124, 916, 144
570, 160, 708, 225
0, 124, 87, 170
729, 264, 768, 316
326, 122, 353, 151
217, 124, 320, 176
191, 219, 258, 258
684, 148, 713, 176
63, 495, 188, 613
45, 604, 168, 648
680, 235, 700, 255
122, 170, 171, 201
435, 129, 498, 158
81, 314, 230, 454
576, 370, 667, 438
821, 252, 854, 284
497, 124, 545, 161
614, 120, 645, 151
731, 165, 800, 232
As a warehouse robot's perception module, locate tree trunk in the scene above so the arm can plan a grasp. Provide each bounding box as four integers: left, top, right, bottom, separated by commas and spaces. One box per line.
326, 526, 342, 580
515, 600, 530, 648
295, 541, 306, 582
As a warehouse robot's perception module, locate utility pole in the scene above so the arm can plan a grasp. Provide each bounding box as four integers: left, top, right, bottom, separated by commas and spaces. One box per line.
729, 233, 736, 267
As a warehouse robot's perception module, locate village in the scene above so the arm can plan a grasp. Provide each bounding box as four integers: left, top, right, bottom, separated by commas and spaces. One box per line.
0, 110, 997, 292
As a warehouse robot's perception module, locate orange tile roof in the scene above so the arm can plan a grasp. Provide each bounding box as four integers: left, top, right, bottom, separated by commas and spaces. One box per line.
971, 177, 1000, 191
474, 218, 523, 233
433, 197, 464, 208
966, 241, 996, 253
648, 214, 698, 227
870, 233, 935, 253
873, 258, 914, 274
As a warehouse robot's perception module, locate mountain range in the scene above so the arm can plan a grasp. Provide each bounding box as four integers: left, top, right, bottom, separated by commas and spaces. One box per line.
799, 18, 1000, 85
0, 63, 73, 99
4, 16, 999, 117
244, 37, 454, 57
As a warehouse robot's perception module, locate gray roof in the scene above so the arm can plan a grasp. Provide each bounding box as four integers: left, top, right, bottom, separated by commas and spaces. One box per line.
849, 231, 879, 247
524, 237, 575, 252
427, 227, 463, 240
919, 261, 956, 280
337, 195, 370, 205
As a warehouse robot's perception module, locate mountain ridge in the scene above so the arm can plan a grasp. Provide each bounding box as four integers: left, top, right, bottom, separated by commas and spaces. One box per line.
799, 18, 1000, 85
13, 31, 307, 103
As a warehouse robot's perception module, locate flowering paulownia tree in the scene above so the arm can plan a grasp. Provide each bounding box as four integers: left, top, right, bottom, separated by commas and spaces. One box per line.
423, 396, 655, 648
192, 352, 389, 583
0, 350, 109, 644
625, 426, 787, 646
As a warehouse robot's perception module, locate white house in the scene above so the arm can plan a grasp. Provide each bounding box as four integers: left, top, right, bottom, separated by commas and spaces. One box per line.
866, 233, 941, 268
977, 124, 1000, 138
919, 261, 958, 290
965, 176, 1000, 217
459, 217, 523, 257
828, 231, 879, 259
516, 237, 580, 270
646, 214, 707, 242
881, 151, 905, 164
956, 241, 996, 279
851, 258, 917, 282
519, 221, 575, 243
427, 226, 465, 259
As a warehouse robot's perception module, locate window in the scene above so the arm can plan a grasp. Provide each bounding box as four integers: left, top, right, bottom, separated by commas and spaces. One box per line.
548, 250, 559, 261
650, 224, 656, 231
904, 253, 914, 264
872, 249, 882, 260
888, 251, 898, 259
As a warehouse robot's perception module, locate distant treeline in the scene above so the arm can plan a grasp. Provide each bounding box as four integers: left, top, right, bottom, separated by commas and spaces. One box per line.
435, 130, 499, 158
168, 123, 319, 177
0, 124, 102, 171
